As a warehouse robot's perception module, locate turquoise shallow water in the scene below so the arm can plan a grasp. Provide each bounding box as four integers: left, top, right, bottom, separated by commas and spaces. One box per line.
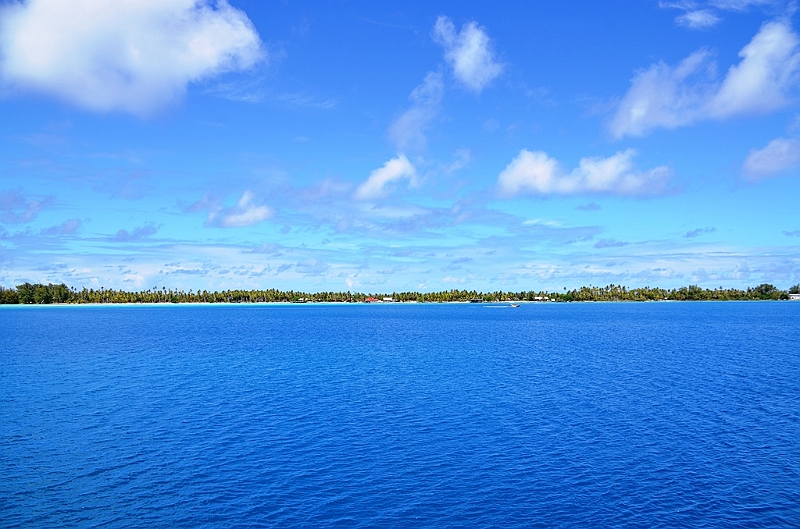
2, 302, 799, 527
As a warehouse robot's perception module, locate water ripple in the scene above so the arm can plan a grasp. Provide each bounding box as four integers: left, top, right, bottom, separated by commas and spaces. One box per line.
1, 302, 799, 527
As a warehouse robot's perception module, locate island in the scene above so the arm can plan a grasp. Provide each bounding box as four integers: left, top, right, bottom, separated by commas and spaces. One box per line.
1, 282, 799, 304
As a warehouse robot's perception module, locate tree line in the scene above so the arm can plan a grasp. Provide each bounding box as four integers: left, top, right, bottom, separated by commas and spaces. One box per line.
1, 282, 799, 305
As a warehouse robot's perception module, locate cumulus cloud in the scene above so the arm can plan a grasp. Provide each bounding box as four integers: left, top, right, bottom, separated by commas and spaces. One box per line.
112, 223, 160, 241
0, 190, 52, 223
0, 0, 264, 115
354, 155, 417, 200
709, 19, 800, 117
205, 191, 273, 228
497, 149, 672, 197
610, 19, 800, 138
742, 137, 800, 179
432, 16, 503, 93
389, 72, 444, 151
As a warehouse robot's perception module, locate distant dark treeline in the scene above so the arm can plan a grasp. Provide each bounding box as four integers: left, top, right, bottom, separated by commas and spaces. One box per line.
1, 282, 799, 305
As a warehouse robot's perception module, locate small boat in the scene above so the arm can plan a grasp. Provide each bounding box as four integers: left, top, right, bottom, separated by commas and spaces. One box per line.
509, 303, 520, 308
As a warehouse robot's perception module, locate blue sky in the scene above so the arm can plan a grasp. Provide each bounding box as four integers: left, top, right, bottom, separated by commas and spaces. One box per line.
1, 0, 799, 292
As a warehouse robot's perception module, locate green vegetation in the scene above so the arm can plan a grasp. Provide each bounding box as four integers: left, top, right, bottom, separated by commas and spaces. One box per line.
0, 282, 795, 304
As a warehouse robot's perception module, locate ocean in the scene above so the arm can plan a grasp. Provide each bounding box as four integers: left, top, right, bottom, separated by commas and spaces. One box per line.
2, 302, 799, 527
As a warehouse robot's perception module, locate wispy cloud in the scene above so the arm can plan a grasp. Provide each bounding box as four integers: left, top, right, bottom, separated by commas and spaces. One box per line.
438, 256, 474, 273
710, 0, 780, 9
609, 49, 716, 137
272, 91, 336, 110
0, 0, 264, 115
388, 15, 501, 152
660, 2, 723, 28
295, 259, 330, 276
203, 77, 268, 104
432, 16, 503, 93
354, 155, 417, 200
497, 149, 672, 196
677, 9, 722, 29
743, 137, 800, 180
389, 72, 444, 151
0, 190, 53, 223
92, 171, 153, 201
610, 19, 800, 138
660, 0, 782, 29
784, 229, 800, 236
444, 148, 473, 174
594, 239, 629, 249
246, 242, 284, 255
41, 218, 82, 236
299, 178, 353, 201
111, 223, 161, 242
684, 226, 717, 238
203, 191, 274, 228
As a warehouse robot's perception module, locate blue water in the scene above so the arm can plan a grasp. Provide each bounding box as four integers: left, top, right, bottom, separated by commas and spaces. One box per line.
2, 302, 799, 527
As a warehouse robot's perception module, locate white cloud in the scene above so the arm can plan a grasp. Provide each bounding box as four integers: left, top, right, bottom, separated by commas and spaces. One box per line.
662, 0, 780, 29
497, 149, 672, 196
0, 0, 263, 115
432, 16, 503, 93
609, 50, 716, 138
389, 72, 444, 151
676, 9, 722, 28
610, 19, 800, 138
354, 155, 417, 201
708, 19, 800, 117
709, 0, 778, 10
206, 191, 273, 228
742, 137, 800, 179
389, 15, 501, 150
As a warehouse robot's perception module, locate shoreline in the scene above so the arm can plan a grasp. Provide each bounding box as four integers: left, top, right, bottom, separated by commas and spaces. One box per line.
3, 282, 798, 305
1, 298, 797, 308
